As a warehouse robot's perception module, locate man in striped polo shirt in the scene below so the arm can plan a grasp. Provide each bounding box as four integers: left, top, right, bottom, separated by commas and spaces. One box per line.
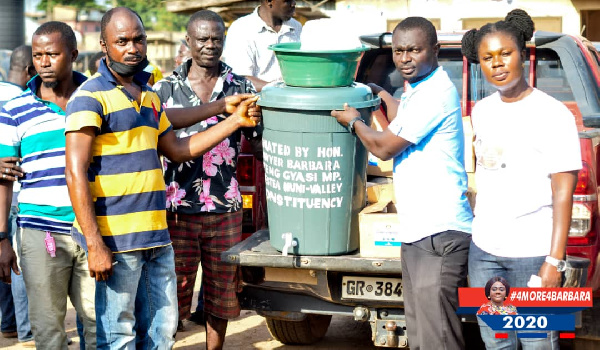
64, 7, 260, 349
0, 22, 97, 349
0, 44, 35, 345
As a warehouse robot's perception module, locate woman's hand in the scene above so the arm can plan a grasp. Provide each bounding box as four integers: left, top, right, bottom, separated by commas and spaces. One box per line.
538, 262, 562, 287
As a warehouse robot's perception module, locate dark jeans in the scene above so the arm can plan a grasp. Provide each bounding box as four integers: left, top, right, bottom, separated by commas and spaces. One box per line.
0, 281, 16, 333
0, 208, 17, 334
401, 230, 471, 350
469, 242, 559, 349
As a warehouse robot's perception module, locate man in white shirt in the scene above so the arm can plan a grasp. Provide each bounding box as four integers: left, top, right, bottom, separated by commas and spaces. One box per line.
222, 0, 301, 91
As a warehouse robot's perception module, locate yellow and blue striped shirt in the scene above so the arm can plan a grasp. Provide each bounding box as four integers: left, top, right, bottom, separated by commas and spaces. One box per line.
65, 59, 172, 253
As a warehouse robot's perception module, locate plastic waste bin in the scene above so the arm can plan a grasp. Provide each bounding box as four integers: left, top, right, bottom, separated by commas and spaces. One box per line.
258, 82, 380, 255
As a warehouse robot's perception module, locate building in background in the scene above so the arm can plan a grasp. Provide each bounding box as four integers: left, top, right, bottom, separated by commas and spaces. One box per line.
165, 0, 600, 41
18, 1, 184, 74
333, 0, 600, 40
165, 0, 333, 24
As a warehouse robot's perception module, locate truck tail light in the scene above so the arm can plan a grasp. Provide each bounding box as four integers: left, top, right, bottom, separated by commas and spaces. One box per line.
242, 194, 253, 209
237, 154, 259, 235
574, 161, 593, 196
570, 203, 592, 237
237, 155, 255, 187
569, 158, 597, 244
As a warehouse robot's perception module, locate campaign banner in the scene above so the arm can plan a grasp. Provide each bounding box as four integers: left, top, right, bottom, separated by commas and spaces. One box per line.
478, 314, 575, 331
458, 287, 593, 314
458, 285, 592, 338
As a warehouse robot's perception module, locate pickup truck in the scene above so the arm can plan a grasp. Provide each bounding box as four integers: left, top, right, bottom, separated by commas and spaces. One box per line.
223, 31, 600, 348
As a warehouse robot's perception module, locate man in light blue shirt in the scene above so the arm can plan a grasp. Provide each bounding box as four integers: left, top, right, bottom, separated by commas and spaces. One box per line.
331, 17, 473, 350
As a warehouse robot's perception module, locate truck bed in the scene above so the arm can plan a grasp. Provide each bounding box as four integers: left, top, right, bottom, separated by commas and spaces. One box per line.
222, 229, 403, 274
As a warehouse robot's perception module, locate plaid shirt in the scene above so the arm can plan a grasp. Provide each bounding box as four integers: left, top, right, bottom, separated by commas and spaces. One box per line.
154, 60, 262, 214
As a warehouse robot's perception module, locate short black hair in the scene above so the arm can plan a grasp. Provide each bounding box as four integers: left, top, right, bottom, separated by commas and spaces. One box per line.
88, 51, 104, 74
9, 45, 32, 71
393, 17, 438, 47
484, 276, 511, 299
187, 10, 225, 34
461, 9, 534, 64
101, 7, 144, 41
33, 21, 77, 52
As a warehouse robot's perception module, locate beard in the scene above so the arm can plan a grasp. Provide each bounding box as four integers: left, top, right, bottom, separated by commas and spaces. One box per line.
43, 81, 59, 89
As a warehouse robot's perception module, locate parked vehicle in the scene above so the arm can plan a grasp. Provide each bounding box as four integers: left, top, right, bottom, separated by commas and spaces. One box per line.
224, 31, 600, 348
238, 139, 267, 238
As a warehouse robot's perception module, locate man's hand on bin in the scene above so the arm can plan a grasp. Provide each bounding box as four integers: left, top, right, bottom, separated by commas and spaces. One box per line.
224, 94, 262, 119
230, 95, 261, 128
367, 83, 384, 95
331, 103, 361, 127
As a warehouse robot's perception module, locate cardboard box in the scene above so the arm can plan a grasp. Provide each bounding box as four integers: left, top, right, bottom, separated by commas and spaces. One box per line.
367, 157, 394, 178
360, 184, 401, 258
367, 108, 394, 177
366, 181, 395, 204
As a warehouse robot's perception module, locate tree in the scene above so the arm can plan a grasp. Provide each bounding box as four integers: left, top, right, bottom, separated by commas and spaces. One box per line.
38, 0, 102, 12
38, 0, 187, 32
117, 0, 187, 31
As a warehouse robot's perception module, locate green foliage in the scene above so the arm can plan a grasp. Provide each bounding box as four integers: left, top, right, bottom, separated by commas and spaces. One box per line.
38, 0, 102, 11
37, 0, 188, 32
118, 0, 188, 31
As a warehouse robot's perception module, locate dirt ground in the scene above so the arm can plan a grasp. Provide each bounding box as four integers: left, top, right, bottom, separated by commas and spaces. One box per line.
3, 272, 596, 349
0, 272, 375, 350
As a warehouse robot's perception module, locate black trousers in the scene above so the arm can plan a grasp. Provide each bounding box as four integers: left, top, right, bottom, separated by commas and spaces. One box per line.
401, 230, 471, 350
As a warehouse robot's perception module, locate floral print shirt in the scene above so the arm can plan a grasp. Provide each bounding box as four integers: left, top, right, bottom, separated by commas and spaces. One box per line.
476, 302, 518, 315
154, 60, 262, 214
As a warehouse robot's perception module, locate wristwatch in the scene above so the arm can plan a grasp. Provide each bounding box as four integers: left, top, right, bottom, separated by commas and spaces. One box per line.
348, 116, 365, 135
545, 256, 567, 272
0, 231, 8, 242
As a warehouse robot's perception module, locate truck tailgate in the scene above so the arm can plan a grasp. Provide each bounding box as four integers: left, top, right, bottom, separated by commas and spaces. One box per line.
222, 230, 403, 274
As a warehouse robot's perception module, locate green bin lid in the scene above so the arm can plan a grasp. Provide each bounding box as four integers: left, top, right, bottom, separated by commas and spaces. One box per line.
258, 82, 380, 111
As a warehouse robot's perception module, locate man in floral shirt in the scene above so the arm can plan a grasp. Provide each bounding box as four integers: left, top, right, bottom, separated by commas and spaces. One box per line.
154, 10, 262, 349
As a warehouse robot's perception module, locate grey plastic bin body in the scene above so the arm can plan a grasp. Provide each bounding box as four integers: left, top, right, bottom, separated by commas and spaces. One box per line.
258, 82, 380, 255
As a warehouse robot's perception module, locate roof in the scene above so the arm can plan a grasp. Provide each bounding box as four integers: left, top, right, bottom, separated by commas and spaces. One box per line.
165, 0, 333, 22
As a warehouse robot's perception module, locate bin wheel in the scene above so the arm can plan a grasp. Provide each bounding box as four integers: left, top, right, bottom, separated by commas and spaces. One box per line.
265, 314, 332, 345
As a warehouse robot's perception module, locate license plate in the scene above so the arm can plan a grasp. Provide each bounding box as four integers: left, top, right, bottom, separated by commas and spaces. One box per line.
341, 276, 403, 301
